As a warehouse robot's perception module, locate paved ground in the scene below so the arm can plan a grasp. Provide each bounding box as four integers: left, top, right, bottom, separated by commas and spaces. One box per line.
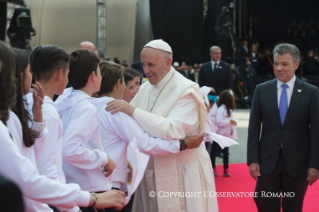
215, 109, 250, 165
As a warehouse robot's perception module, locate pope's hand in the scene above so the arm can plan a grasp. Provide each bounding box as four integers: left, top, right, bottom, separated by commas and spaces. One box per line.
307, 167, 319, 186
249, 162, 260, 181
105, 100, 135, 116
94, 190, 126, 210
103, 156, 116, 177
184, 134, 204, 149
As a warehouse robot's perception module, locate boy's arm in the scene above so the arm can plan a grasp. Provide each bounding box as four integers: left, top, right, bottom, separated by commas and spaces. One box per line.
0, 126, 91, 208
62, 107, 108, 169
112, 112, 180, 156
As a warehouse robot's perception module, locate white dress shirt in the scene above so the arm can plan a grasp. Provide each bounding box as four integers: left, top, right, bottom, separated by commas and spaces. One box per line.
94, 97, 180, 190
211, 60, 220, 71
26, 94, 80, 212
0, 120, 90, 209
56, 88, 109, 192
277, 75, 296, 107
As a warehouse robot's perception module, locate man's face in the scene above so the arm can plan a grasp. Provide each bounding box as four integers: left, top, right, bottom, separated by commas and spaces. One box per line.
210, 48, 222, 62
141, 48, 171, 85
274, 53, 299, 83
193, 63, 199, 73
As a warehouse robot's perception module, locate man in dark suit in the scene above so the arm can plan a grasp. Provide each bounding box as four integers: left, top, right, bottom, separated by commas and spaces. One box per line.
0, 174, 24, 212
198, 46, 233, 95
247, 43, 319, 212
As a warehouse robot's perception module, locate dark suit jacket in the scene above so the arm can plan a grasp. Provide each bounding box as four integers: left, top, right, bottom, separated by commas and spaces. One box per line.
198, 60, 233, 95
247, 78, 319, 178
0, 174, 24, 211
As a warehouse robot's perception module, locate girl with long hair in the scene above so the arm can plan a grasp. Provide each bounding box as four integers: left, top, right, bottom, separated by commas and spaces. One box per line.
213, 89, 237, 177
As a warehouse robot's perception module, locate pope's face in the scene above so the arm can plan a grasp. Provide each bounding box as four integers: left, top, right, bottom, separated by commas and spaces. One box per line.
141, 47, 171, 85
274, 53, 299, 83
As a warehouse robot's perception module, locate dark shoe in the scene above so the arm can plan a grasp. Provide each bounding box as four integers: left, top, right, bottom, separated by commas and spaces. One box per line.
223, 169, 231, 177
213, 169, 218, 177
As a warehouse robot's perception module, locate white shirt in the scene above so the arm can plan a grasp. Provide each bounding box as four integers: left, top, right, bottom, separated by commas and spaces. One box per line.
26, 94, 79, 212
94, 97, 180, 190
56, 88, 109, 192
277, 75, 296, 107
216, 104, 237, 140
7, 111, 52, 212
211, 60, 220, 71
0, 119, 90, 209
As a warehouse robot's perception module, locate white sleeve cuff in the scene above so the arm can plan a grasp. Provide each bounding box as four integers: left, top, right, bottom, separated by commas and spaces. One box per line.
32, 119, 48, 137
101, 152, 109, 166
78, 191, 91, 207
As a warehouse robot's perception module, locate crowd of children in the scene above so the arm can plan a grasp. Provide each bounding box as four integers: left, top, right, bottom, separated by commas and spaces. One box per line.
0, 41, 204, 212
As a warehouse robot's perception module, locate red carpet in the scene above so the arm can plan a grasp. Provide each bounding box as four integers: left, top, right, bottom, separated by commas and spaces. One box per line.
214, 163, 319, 212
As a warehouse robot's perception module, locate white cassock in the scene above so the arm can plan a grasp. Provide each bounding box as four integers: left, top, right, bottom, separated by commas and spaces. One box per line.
131, 67, 218, 212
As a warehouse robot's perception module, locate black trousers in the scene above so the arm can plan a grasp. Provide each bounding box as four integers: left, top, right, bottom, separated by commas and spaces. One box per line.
80, 206, 105, 212
210, 141, 229, 170
254, 149, 308, 212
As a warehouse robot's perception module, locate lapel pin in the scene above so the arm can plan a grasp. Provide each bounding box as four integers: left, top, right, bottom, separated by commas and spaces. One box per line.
219, 66, 222, 69
297, 89, 302, 93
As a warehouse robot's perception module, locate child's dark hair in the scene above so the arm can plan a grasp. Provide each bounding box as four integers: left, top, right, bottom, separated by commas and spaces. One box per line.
30, 45, 69, 82
12, 48, 39, 147
98, 61, 123, 95
0, 41, 16, 125
124, 68, 140, 78
217, 89, 236, 116
68, 49, 100, 89
123, 71, 134, 86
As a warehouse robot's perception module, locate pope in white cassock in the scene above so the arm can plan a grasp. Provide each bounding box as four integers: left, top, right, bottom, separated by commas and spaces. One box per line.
106, 39, 218, 212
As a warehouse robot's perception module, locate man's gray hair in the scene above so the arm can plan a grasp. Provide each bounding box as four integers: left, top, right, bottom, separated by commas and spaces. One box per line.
273, 43, 300, 62
210, 46, 221, 53
160, 50, 173, 60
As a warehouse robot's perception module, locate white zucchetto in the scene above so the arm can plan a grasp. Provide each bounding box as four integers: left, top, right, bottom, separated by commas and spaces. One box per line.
144, 39, 173, 53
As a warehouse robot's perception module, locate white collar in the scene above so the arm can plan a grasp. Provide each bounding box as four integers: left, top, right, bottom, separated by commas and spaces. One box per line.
211, 60, 220, 65
277, 75, 296, 89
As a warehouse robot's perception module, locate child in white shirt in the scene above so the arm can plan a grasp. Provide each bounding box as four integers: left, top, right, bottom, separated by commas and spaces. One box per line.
7, 48, 52, 212
214, 89, 237, 177
55, 49, 116, 212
